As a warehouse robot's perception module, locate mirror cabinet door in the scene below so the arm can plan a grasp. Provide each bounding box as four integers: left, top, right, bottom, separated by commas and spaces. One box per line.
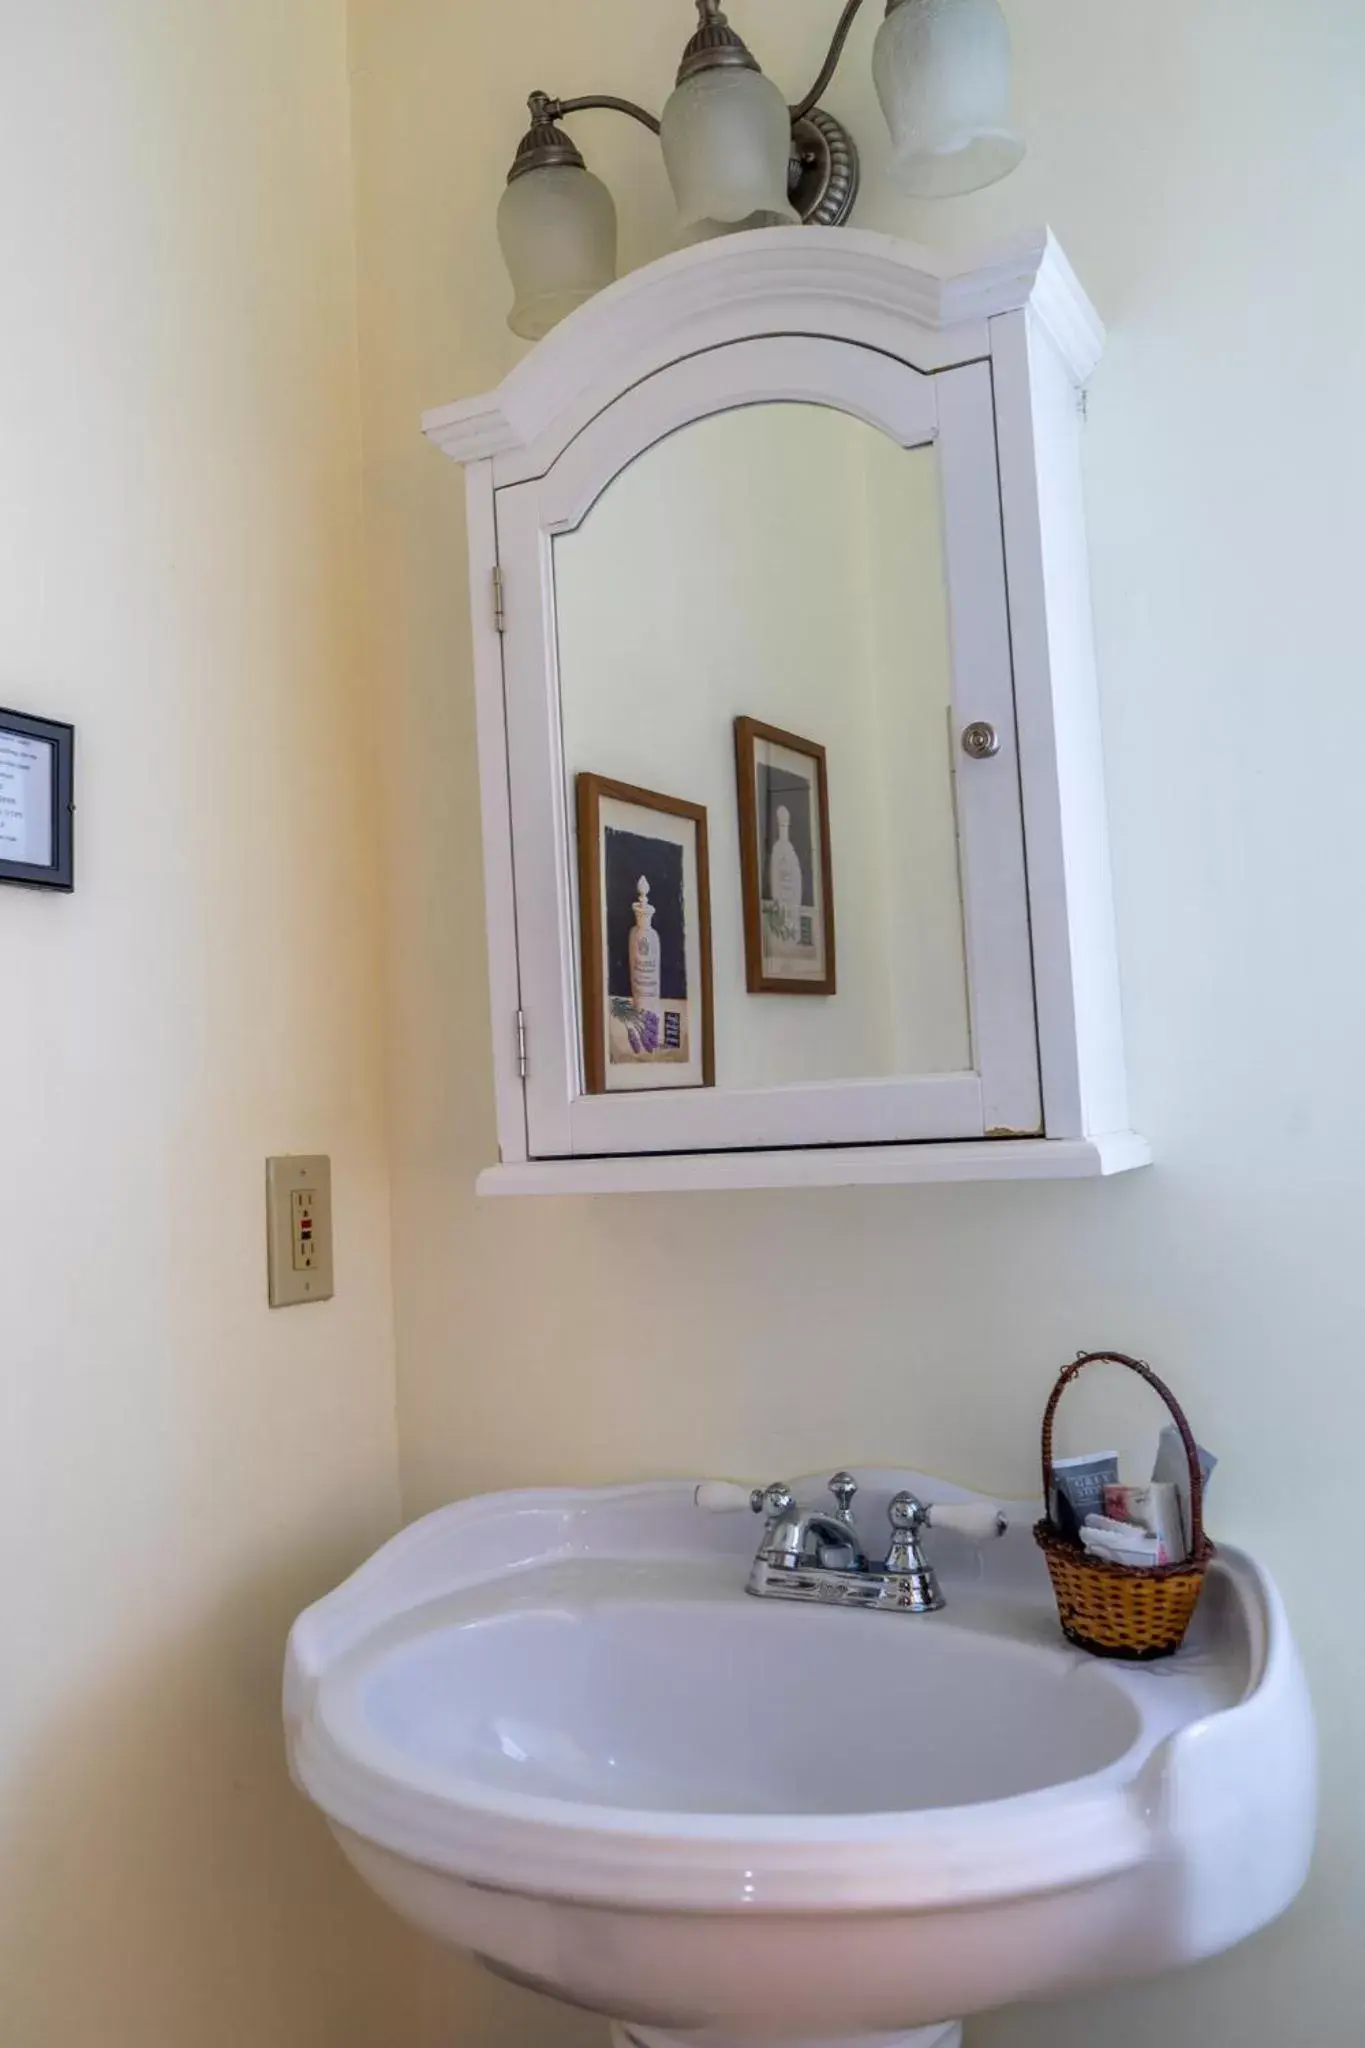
497, 337, 1038, 1159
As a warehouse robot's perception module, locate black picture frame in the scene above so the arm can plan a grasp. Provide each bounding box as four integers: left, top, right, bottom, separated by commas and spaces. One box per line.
0, 707, 75, 892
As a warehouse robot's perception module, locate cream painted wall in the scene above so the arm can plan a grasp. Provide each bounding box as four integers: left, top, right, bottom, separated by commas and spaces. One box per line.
0, 6, 421, 2043
349, 3, 1365, 2046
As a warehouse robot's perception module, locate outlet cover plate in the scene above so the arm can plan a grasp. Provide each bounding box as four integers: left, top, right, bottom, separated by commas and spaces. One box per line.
266, 1155, 334, 1308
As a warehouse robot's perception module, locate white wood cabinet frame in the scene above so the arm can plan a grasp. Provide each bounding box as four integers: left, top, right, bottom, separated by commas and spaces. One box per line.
424, 227, 1149, 1196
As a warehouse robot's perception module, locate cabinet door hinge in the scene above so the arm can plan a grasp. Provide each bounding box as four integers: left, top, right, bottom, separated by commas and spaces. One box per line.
492, 564, 506, 635
515, 1007, 528, 1080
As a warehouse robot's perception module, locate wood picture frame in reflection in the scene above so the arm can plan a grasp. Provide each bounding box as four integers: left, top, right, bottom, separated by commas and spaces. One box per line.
577, 773, 715, 1095
735, 717, 835, 996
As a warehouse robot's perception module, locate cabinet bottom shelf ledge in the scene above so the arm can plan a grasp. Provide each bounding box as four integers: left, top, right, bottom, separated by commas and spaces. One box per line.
475, 1132, 1152, 1198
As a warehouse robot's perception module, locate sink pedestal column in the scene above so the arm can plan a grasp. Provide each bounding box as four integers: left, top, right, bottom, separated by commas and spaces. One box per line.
612, 2025, 963, 2048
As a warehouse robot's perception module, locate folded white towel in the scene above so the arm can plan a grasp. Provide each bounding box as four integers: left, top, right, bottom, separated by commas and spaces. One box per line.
1083, 1513, 1145, 1538
1080, 1525, 1160, 1568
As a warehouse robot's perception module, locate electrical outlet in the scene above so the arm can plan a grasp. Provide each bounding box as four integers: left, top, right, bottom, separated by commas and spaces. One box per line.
267, 1156, 333, 1307
290, 1188, 317, 1270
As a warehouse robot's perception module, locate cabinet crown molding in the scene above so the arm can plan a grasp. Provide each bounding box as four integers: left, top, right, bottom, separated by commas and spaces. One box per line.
423, 226, 1104, 469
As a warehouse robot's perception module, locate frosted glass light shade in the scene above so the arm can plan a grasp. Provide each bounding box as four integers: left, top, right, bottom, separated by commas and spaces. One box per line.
497, 163, 617, 341
661, 66, 799, 235
677, 208, 800, 247
873, 0, 1025, 199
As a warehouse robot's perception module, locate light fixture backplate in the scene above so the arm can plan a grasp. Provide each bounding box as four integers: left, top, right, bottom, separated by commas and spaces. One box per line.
790, 107, 860, 228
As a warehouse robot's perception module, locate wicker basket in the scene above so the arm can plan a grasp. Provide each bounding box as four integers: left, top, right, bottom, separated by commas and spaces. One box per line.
1033, 1350, 1213, 1661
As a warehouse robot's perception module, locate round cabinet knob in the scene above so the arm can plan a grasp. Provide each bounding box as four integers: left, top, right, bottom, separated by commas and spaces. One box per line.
828, 1472, 858, 1517
961, 721, 1001, 760
888, 1490, 928, 1531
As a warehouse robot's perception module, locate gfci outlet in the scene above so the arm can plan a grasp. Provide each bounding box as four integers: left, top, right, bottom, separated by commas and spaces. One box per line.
266, 1156, 334, 1308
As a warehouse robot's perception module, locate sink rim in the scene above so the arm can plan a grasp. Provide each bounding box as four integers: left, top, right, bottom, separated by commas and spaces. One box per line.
294, 1703, 1157, 1913
284, 1476, 1276, 1911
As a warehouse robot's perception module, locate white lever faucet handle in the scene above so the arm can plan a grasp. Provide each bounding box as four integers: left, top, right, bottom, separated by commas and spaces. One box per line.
928, 1502, 1008, 1540
695, 1481, 761, 1513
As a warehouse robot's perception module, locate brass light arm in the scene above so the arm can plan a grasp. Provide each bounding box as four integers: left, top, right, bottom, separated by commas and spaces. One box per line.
789, 0, 875, 123
547, 94, 664, 138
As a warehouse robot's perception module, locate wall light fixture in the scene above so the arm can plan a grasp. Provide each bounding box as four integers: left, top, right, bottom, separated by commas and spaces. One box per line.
498, 0, 1025, 339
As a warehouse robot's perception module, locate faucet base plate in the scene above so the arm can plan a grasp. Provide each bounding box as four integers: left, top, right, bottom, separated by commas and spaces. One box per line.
746, 1559, 945, 1614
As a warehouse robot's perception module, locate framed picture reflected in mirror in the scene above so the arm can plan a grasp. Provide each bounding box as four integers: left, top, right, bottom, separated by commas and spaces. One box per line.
735, 717, 835, 996
576, 773, 715, 1094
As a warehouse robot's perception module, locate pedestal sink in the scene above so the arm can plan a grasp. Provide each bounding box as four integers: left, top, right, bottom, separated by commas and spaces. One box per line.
284, 1474, 1315, 2048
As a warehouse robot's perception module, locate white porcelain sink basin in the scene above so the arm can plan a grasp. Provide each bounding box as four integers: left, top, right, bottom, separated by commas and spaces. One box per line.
285, 1475, 1315, 2048
347, 1593, 1141, 1816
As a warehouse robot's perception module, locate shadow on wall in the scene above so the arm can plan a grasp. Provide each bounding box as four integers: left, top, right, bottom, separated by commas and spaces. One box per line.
0, 1540, 602, 2048
2, 1554, 417, 2048
415, 1957, 606, 2048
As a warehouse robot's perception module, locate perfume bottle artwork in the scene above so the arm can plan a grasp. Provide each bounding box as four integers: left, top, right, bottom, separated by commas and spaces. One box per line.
769, 806, 804, 946
628, 876, 661, 1002
758, 767, 820, 970
735, 718, 834, 995
605, 828, 690, 1068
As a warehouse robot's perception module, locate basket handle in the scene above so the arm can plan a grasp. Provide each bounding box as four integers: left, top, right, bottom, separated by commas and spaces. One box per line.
1041, 1350, 1205, 1554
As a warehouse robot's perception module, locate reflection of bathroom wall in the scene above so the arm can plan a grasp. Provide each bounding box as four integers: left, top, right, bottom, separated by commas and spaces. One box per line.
555, 403, 969, 1088
855, 434, 973, 1075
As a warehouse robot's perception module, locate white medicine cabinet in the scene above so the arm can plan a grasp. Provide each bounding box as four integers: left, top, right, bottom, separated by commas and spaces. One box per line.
425, 227, 1149, 1196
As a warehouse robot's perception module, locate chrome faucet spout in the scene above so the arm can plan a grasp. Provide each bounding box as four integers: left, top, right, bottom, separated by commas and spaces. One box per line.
744, 1473, 1007, 1616
762, 1506, 868, 1574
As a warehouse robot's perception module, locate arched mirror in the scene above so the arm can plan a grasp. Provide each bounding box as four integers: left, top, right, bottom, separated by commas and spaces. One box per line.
554, 402, 972, 1093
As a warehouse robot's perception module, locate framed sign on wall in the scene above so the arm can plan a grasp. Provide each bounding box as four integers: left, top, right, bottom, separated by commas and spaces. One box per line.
0, 707, 74, 891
